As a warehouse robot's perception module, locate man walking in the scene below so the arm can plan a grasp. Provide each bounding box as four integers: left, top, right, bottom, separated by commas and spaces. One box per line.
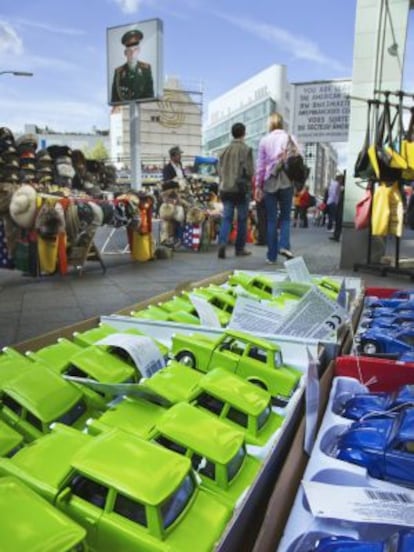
217, 123, 253, 259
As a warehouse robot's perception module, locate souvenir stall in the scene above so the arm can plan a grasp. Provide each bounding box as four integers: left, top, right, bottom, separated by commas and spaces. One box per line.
353, 90, 414, 277
0, 128, 155, 276
157, 176, 222, 251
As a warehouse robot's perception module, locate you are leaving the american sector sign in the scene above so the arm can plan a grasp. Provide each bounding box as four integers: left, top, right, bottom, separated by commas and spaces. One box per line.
292, 79, 351, 143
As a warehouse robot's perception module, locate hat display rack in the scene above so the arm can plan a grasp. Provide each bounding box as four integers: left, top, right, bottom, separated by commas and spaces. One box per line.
0, 128, 156, 276
352, 89, 414, 279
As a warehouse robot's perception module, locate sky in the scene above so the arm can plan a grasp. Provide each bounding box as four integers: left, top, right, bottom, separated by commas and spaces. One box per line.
0, 0, 413, 143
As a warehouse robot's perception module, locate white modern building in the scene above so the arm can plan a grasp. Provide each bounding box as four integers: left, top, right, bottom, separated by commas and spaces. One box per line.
204, 65, 290, 157
203, 64, 338, 194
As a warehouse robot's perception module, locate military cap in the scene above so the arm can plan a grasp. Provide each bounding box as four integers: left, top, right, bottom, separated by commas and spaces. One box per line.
121, 29, 143, 47
169, 146, 183, 157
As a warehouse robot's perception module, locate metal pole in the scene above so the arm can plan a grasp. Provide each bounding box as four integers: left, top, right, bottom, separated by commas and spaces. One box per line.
129, 102, 142, 191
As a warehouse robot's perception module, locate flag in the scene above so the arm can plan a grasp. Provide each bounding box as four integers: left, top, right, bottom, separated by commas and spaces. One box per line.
183, 223, 201, 251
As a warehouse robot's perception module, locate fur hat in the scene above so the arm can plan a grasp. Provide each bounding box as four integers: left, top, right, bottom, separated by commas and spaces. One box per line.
15, 133, 38, 151
174, 204, 185, 223
9, 184, 37, 228
187, 206, 206, 225
35, 202, 65, 239
0, 183, 17, 215
159, 202, 176, 221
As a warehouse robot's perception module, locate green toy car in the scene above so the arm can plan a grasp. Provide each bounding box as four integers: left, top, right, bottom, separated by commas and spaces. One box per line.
0, 420, 24, 457
132, 303, 201, 325
27, 338, 139, 384
142, 363, 284, 449
0, 476, 87, 551
72, 323, 170, 361
171, 329, 302, 406
0, 424, 231, 552
88, 399, 260, 510
0, 364, 102, 442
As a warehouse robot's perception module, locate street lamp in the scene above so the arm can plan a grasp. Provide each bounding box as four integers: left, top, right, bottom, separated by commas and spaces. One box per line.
0, 71, 33, 77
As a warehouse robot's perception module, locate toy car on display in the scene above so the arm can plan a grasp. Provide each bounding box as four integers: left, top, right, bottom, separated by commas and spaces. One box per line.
159, 294, 230, 326
0, 476, 87, 552
171, 329, 302, 405
333, 409, 414, 486
0, 420, 24, 457
0, 424, 231, 552
311, 530, 414, 551
358, 313, 414, 330
89, 401, 260, 509
132, 302, 201, 325
0, 365, 102, 441
227, 272, 340, 302
140, 362, 284, 449
338, 384, 414, 420
72, 323, 170, 360
354, 327, 414, 356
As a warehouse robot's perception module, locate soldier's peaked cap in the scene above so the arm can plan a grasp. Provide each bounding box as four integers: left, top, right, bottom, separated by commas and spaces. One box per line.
121, 29, 143, 47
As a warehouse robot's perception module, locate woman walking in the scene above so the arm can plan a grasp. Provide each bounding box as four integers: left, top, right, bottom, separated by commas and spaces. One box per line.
254, 112, 301, 264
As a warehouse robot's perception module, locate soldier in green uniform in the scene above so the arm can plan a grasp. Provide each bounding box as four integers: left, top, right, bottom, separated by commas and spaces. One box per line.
111, 29, 154, 103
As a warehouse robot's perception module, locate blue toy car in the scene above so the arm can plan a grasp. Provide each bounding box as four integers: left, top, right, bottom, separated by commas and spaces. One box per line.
339, 385, 414, 420
311, 530, 414, 551
354, 327, 414, 356
334, 409, 414, 486
365, 297, 414, 310
359, 314, 414, 330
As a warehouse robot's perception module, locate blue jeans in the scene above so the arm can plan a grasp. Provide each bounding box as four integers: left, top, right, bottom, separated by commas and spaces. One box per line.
264, 187, 294, 262
218, 198, 249, 252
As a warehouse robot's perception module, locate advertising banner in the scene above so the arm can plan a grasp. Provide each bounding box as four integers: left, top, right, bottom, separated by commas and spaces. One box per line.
107, 18, 163, 105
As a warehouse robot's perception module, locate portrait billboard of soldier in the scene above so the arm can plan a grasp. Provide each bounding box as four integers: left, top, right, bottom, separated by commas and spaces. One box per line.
107, 18, 163, 105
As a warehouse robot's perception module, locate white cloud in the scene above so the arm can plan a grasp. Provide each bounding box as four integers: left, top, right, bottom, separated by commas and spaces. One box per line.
212, 12, 349, 74
13, 18, 85, 36
0, 21, 23, 56
113, 0, 142, 13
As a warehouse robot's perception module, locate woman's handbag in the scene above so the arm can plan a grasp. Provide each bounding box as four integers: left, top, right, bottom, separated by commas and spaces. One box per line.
354, 188, 372, 230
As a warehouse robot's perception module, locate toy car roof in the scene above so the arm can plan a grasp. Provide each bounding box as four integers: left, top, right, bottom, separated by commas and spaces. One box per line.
157, 402, 244, 463
199, 368, 270, 415
73, 429, 192, 505
0, 419, 23, 456
143, 361, 203, 402
2, 366, 81, 422
0, 476, 86, 551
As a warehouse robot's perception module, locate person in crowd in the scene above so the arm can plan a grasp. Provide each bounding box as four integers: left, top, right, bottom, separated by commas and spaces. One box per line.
326, 174, 341, 231
321, 186, 329, 226
111, 29, 154, 103
329, 173, 345, 242
292, 190, 301, 228
217, 122, 254, 259
298, 185, 311, 228
254, 112, 299, 264
162, 146, 185, 185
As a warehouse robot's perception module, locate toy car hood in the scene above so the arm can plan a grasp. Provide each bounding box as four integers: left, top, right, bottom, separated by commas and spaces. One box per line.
342, 393, 389, 420
336, 417, 394, 452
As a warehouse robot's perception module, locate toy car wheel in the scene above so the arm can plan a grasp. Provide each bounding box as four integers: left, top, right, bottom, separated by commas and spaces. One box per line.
362, 339, 379, 355
176, 350, 196, 368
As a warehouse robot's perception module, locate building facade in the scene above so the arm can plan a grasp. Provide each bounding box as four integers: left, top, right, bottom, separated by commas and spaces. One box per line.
204, 65, 290, 157
203, 64, 338, 195
110, 77, 203, 173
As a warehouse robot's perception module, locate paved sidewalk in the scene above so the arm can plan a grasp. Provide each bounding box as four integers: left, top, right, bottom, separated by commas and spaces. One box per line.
0, 223, 412, 348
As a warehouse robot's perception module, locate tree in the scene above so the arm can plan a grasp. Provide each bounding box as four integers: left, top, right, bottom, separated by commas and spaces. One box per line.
85, 140, 109, 161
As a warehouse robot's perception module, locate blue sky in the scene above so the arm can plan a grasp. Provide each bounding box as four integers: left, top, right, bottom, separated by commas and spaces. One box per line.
0, 0, 412, 136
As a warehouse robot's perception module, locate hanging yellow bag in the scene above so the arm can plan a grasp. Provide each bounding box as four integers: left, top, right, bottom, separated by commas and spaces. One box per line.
130, 230, 154, 261
388, 182, 404, 237
37, 235, 58, 274
371, 183, 391, 236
